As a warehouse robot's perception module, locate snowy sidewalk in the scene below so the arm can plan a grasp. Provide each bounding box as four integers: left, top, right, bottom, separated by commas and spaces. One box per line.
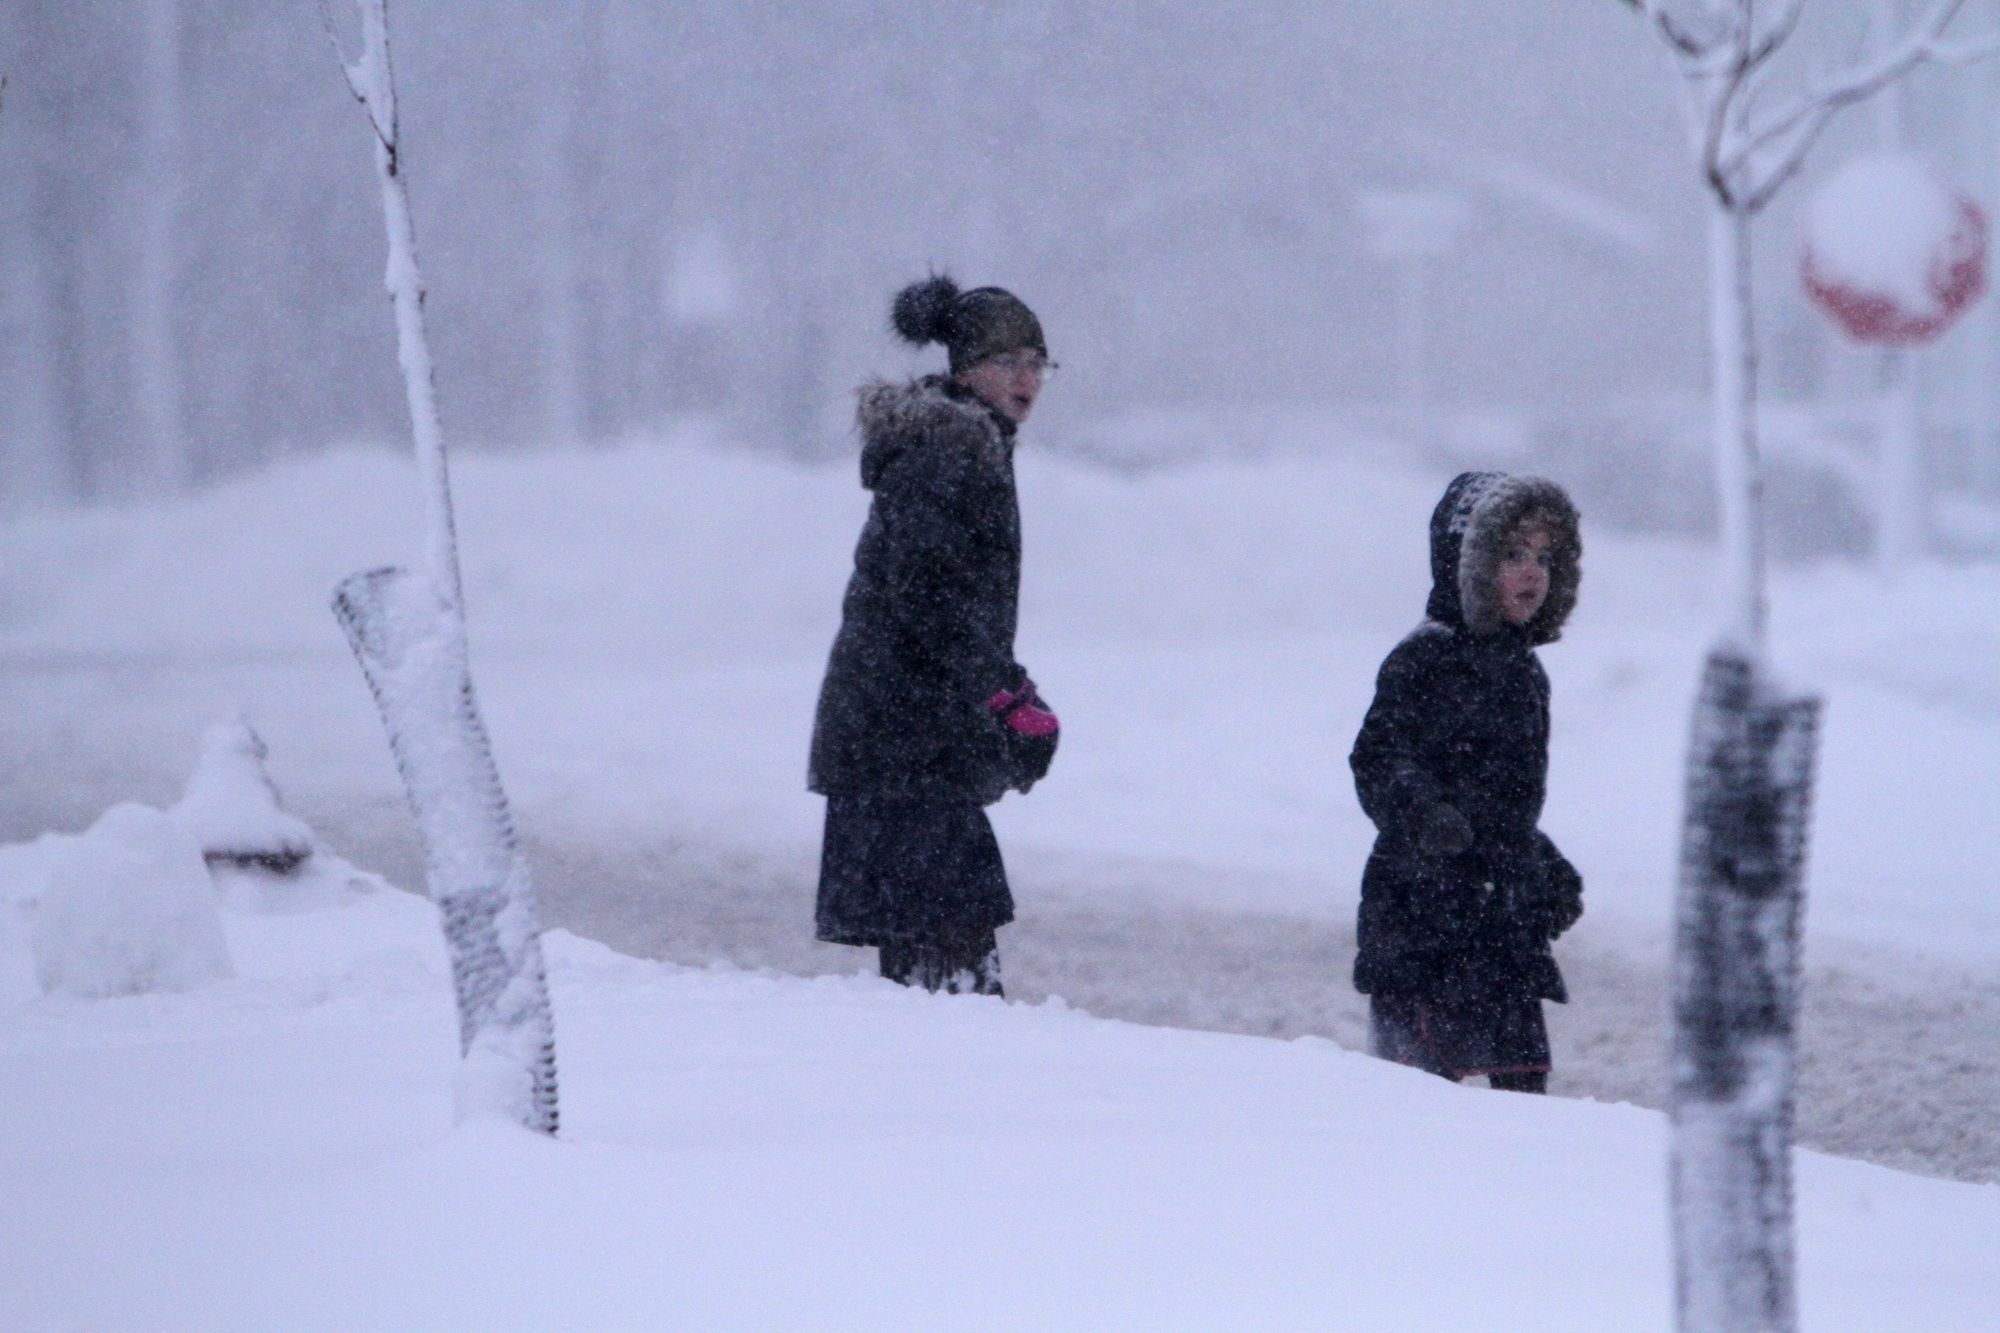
481, 825, 2000, 1185
3, 891, 1996, 1333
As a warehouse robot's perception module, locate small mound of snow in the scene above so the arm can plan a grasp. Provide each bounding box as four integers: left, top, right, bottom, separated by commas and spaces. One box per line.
170, 718, 317, 872
29, 803, 234, 998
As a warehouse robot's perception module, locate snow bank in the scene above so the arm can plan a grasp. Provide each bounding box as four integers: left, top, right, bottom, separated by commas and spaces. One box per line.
0, 721, 399, 1001
26, 803, 233, 998
0, 433, 1444, 662
1, 894, 1995, 1331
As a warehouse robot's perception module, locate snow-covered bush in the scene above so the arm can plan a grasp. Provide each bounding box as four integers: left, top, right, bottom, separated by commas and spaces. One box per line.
29, 803, 234, 998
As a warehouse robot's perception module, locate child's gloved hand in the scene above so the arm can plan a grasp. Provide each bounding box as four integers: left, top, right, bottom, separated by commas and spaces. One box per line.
1416, 802, 1473, 858
1535, 853, 1584, 939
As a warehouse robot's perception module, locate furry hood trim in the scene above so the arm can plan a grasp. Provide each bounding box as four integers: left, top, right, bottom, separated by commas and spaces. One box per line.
1424, 471, 1581, 645
854, 374, 1011, 491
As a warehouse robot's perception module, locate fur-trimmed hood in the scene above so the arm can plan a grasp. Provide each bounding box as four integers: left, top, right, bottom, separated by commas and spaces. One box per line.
1424, 471, 1581, 645
855, 374, 1013, 491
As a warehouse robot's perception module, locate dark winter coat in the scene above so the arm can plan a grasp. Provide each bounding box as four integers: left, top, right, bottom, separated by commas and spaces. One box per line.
1350, 471, 1584, 1004
808, 374, 1048, 805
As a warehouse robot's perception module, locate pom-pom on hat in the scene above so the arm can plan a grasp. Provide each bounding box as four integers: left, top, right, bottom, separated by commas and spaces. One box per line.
891, 272, 1048, 374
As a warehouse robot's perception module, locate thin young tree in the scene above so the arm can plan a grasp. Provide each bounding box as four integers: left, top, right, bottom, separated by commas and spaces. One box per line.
529, 0, 588, 446
1615, 4, 1996, 1330
135, 0, 185, 495
321, 0, 558, 1136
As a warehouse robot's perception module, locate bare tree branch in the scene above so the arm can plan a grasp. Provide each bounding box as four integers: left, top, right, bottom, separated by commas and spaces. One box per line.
1726, 0, 1972, 181
1627, 0, 1736, 60
1739, 120, 1825, 213
316, 0, 363, 102
1747, 0, 1807, 68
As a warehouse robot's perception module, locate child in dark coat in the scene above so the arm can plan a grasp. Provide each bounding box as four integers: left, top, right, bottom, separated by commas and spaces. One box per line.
1350, 471, 1585, 1093
808, 275, 1060, 996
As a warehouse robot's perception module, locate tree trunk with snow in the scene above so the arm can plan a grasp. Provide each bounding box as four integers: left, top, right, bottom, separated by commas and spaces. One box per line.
325, 0, 557, 1135
135, 0, 185, 495
1671, 651, 1819, 1333
1875, 350, 1923, 572
335, 569, 558, 1133
1615, 4, 1992, 1327
1706, 203, 1767, 645
531, 0, 586, 446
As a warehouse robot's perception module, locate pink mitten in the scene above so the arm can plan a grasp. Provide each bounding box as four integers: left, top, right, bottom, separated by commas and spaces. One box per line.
1005, 701, 1059, 736
987, 680, 1060, 736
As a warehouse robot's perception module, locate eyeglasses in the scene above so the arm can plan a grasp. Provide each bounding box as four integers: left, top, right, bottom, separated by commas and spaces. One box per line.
986, 351, 1056, 377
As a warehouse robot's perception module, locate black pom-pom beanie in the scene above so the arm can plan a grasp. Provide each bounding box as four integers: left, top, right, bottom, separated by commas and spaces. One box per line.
890, 273, 1047, 373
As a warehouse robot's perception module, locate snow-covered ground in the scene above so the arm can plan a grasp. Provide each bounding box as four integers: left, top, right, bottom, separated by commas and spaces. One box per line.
1, 430, 1998, 1323
2, 882, 1996, 1333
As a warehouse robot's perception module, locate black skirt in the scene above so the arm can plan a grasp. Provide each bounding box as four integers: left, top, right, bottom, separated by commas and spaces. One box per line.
816, 795, 1014, 947
1368, 951, 1552, 1079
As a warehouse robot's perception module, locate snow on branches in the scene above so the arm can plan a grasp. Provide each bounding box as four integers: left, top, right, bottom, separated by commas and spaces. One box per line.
1621, 0, 2000, 217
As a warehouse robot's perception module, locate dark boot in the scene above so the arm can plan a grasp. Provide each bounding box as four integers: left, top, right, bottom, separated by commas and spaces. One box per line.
879, 930, 1003, 997
1488, 1070, 1548, 1094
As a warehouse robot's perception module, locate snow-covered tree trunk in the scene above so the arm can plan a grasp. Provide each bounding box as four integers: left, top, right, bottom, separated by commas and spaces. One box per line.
1615, 4, 1996, 1328
1875, 351, 1923, 572
531, 0, 586, 446
135, 0, 185, 495
1671, 651, 1819, 1333
1706, 203, 1766, 645
334, 569, 558, 1133
325, 0, 557, 1135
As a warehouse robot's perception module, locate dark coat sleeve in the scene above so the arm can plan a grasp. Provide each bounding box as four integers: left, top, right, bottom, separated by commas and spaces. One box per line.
1350, 631, 1450, 848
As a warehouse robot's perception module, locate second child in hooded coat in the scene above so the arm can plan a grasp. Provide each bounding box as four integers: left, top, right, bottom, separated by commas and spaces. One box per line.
1350, 471, 1585, 1092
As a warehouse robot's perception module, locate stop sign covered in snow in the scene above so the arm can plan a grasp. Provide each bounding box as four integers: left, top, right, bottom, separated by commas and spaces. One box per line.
1802, 153, 1987, 346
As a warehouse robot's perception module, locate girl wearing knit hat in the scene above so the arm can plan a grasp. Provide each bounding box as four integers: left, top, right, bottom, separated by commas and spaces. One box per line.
806, 274, 1059, 995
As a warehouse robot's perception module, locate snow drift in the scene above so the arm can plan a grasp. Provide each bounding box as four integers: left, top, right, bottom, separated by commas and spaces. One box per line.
2, 884, 1996, 1331
25, 802, 233, 998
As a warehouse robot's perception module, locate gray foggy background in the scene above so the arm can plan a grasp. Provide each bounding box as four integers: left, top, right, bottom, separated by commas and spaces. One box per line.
5, 1, 2000, 556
